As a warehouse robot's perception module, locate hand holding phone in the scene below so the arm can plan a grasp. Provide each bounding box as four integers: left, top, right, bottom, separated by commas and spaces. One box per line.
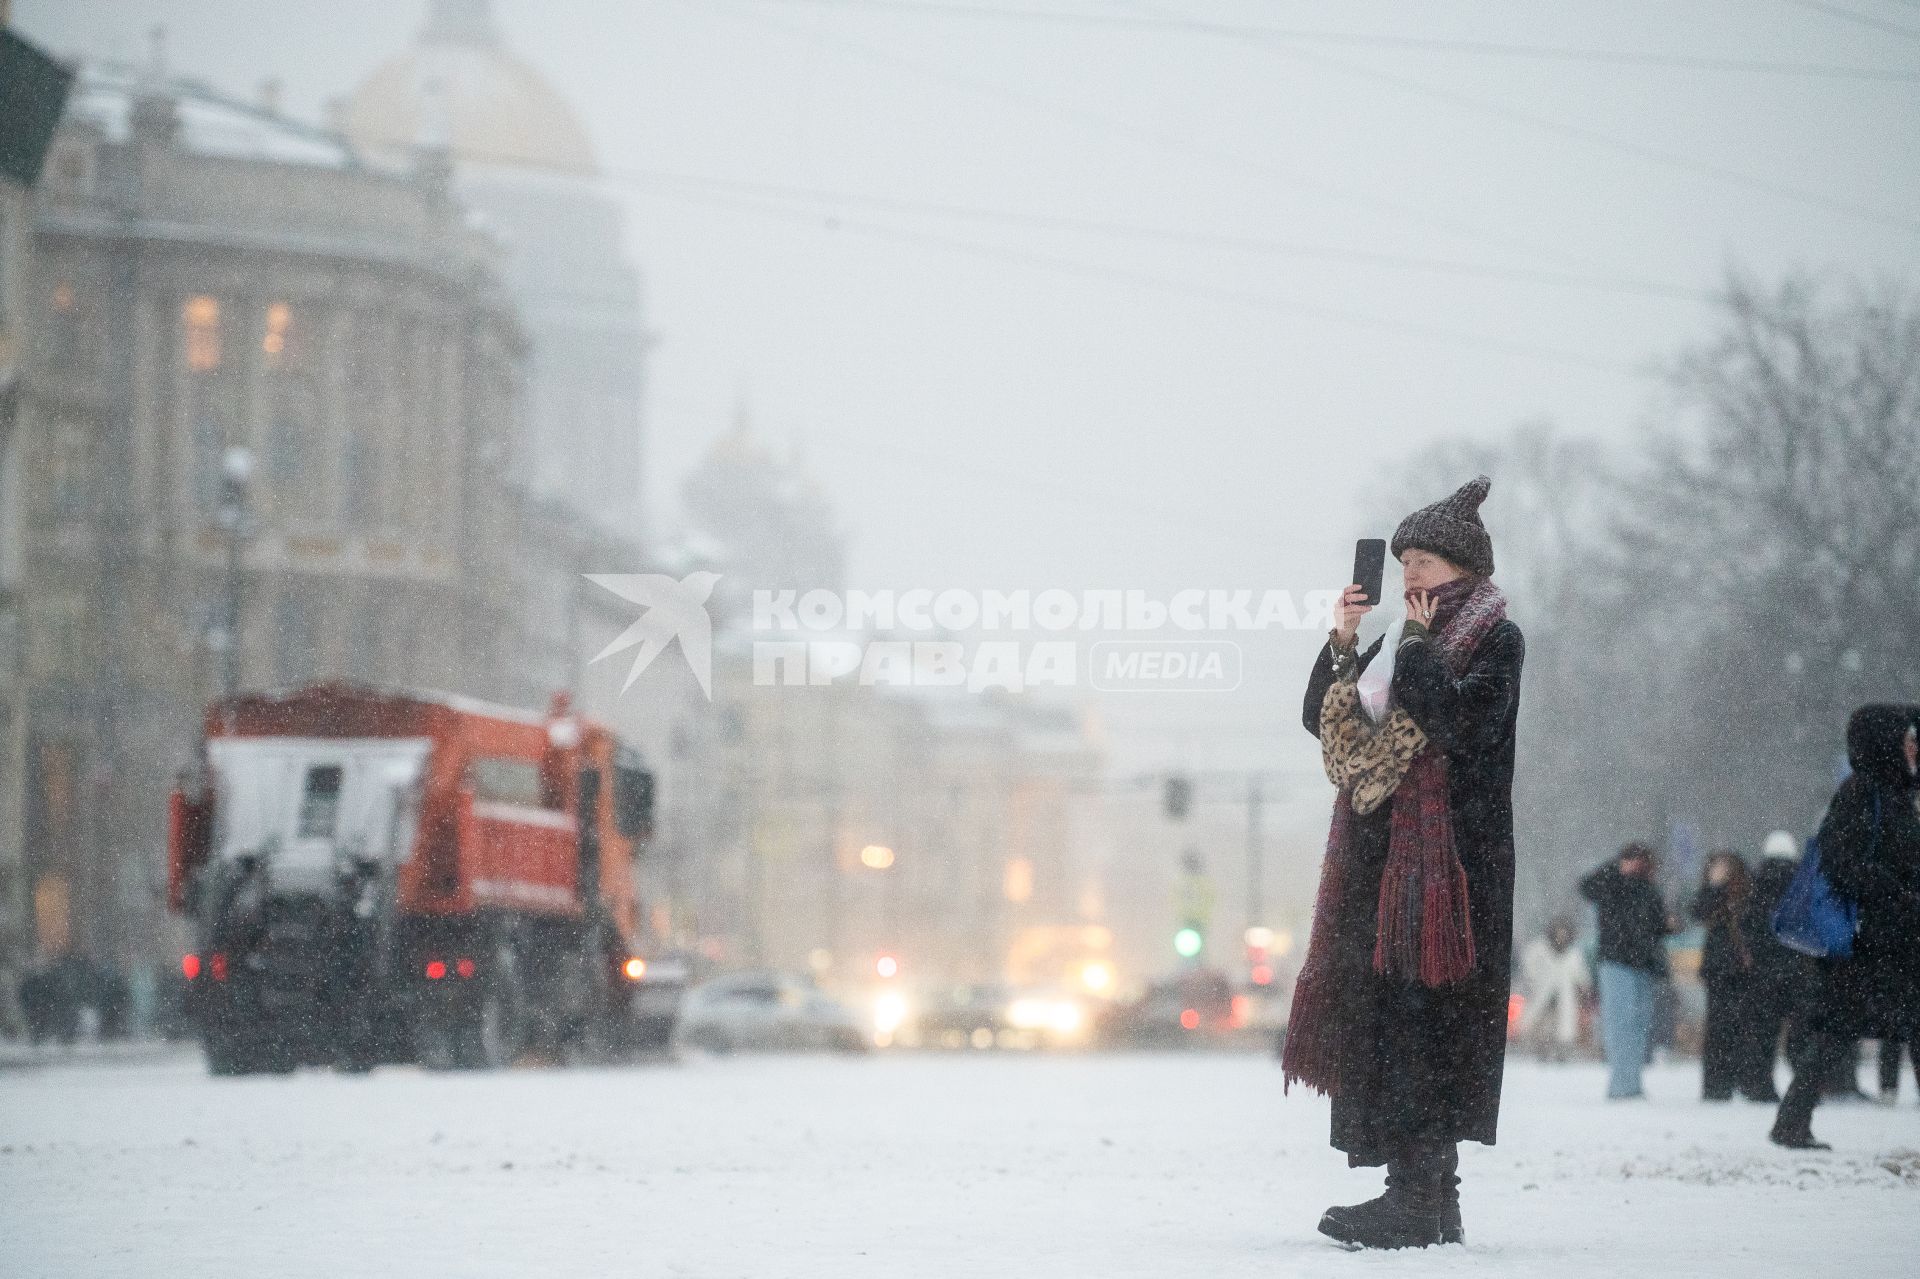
1333, 585, 1372, 643
1352, 538, 1387, 606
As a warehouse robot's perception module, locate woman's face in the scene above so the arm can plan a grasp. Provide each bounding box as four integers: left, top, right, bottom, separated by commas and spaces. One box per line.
1400, 549, 1464, 594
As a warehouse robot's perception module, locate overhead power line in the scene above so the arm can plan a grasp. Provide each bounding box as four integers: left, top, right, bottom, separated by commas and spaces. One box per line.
740, 0, 1920, 237
1783, 0, 1920, 44
632, 179, 1640, 376
620, 168, 1707, 304
762, 0, 1920, 80
698, 0, 1613, 275
1121, 1, 1920, 238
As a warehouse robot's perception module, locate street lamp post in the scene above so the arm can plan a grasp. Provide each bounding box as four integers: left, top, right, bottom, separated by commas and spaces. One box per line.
214, 445, 254, 698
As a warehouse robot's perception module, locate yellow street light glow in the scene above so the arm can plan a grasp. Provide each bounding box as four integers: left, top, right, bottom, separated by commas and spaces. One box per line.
860, 844, 895, 870
1080, 961, 1114, 994
1244, 926, 1274, 950
622, 957, 647, 981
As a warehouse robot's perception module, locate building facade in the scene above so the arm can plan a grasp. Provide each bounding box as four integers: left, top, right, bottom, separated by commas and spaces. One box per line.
0, 18, 73, 1007
13, 60, 535, 970
342, 0, 651, 546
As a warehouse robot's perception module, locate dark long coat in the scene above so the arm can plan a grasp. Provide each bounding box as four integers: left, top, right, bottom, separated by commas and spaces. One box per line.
1810, 704, 1920, 1041
1301, 617, 1525, 1165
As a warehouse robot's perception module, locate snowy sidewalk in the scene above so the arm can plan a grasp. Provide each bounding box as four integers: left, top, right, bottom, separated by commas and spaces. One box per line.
1, 1052, 1914, 1278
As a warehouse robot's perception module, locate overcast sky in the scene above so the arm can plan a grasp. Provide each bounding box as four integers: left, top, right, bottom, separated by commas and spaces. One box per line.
19, 0, 1920, 816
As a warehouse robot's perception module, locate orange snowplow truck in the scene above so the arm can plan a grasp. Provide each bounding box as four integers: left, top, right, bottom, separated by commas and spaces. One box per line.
168, 683, 659, 1075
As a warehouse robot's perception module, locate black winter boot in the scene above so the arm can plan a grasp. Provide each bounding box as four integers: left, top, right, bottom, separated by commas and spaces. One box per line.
1317, 1146, 1446, 1250
1771, 1070, 1832, 1150
1436, 1142, 1464, 1245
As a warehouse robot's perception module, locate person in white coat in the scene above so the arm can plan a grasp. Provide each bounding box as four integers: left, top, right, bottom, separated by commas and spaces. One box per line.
1518, 917, 1590, 1060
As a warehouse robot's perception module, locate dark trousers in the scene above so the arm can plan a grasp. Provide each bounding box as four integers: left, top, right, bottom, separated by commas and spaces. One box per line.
1777, 1030, 1852, 1133
1779, 1022, 1920, 1131
1703, 980, 1779, 1100
1882, 1035, 1920, 1096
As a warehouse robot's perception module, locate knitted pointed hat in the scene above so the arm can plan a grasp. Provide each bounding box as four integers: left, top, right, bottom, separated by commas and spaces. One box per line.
1390, 475, 1495, 577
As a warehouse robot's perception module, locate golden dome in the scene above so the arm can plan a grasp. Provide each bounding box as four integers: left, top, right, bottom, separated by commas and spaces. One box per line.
341, 0, 596, 176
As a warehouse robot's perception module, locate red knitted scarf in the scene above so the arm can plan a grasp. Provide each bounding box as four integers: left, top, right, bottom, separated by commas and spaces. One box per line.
1282, 576, 1507, 1098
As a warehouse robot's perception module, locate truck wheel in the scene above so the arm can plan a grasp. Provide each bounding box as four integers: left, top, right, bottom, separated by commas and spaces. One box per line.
205, 1031, 253, 1076
415, 1020, 460, 1071
454, 976, 528, 1070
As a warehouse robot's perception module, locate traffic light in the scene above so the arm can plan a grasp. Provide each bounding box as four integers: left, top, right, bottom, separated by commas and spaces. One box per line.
1164, 775, 1192, 820
1173, 926, 1203, 959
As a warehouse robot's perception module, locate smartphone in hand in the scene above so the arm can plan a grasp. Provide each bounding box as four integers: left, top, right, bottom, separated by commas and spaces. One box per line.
1352, 538, 1387, 606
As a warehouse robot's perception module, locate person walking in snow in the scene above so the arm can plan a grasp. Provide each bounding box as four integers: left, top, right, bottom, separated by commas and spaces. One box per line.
1733, 830, 1812, 1102
1581, 844, 1678, 1100
1287, 475, 1524, 1251
1691, 850, 1770, 1101
1517, 917, 1589, 1061
1770, 705, 1920, 1149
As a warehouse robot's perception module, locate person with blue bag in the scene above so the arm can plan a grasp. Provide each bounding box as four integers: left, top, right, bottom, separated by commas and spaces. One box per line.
1769, 704, 1920, 1150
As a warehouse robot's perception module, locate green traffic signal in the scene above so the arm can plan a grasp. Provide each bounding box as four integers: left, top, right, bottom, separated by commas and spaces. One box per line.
1174, 926, 1203, 958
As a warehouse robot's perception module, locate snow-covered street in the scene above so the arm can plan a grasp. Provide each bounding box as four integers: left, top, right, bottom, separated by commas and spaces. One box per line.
2, 1051, 1915, 1278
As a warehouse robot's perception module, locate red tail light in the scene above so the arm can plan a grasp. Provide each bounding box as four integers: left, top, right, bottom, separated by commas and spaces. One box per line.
425, 960, 447, 980
210, 953, 229, 982
455, 958, 476, 979
181, 954, 202, 981
1179, 1008, 1200, 1030
1229, 995, 1250, 1029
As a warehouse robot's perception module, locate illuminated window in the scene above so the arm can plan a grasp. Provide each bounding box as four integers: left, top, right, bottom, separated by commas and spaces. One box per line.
48, 282, 84, 367
263, 302, 291, 362
183, 295, 221, 372
1004, 857, 1035, 904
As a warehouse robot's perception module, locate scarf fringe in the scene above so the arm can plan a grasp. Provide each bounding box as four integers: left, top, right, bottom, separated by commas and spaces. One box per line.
1373, 752, 1477, 986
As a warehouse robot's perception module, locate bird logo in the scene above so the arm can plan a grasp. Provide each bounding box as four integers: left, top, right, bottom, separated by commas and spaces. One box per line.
583, 572, 722, 699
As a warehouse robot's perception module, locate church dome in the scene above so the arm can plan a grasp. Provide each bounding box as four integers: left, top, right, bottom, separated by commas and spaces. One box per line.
341, 0, 597, 175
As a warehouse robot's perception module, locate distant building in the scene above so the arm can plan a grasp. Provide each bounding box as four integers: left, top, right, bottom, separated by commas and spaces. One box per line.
14, 55, 535, 968
342, 0, 651, 546
0, 20, 72, 1002
651, 416, 1110, 990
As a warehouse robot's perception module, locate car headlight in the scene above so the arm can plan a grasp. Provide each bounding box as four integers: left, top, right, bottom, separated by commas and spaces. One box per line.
874, 991, 909, 1036
1008, 998, 1082, 1033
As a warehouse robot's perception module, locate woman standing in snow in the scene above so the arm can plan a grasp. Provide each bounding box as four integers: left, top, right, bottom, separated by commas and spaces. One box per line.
1692, 850, 1766, 1101
1286, 476, 1525, 1250
1770, 705, 1920, 1148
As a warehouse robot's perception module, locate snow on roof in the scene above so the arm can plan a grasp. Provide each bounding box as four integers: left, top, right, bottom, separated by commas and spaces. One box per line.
67, 62, 363, 171
227, 681, 552, 729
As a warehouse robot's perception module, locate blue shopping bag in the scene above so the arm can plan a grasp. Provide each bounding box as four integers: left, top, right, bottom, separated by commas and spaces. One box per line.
1771, 792, 1878, 959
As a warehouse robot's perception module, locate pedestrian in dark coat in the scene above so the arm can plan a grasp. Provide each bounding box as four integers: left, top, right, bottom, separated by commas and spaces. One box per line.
1691, 851, 1772, 1101
1771, 704, 1920, 1149
1580, 844, 1678, 1099
1734, 831, 1811, 1102
1286, 476, 1524, 1250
